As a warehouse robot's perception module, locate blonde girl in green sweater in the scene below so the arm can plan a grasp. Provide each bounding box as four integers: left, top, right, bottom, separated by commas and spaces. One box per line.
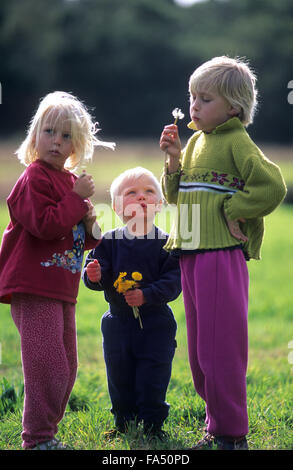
160, 56, 286, 450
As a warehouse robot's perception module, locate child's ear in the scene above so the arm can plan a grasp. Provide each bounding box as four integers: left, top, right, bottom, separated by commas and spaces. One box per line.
228, 105, 241, 117
112, 198, 123, 217
155, 199, 163, 213
112, 203, 119, 215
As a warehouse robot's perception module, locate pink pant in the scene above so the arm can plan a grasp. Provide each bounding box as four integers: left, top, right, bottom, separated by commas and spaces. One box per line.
180, 248, 249, 438
11, 293, 77, 449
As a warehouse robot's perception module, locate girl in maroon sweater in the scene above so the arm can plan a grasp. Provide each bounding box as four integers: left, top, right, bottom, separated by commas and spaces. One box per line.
0, 91, 115, 449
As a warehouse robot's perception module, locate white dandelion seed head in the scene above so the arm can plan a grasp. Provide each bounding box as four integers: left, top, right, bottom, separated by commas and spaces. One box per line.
172, 108, 185, 120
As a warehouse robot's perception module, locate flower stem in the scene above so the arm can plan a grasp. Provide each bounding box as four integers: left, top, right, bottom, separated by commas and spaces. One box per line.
132, 306, 143, 329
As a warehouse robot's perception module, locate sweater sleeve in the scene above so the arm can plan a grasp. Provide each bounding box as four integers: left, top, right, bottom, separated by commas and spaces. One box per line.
142, 251, 181, 305
161, 132, 201, 205
8, 170, 89, 240
84, 232, 101, 251
161, 164, 182, 205
224, 137, 287, 220
82, 238, 113, 292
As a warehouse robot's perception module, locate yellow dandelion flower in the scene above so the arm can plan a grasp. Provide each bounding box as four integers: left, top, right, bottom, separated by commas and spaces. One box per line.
113, 271, 144, 329
113, 272, 127, 290
121, 279, 137, 293
132, 272, 142, 281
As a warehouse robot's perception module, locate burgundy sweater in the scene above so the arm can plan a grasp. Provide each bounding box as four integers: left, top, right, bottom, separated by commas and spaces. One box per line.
0, 159, 99, 304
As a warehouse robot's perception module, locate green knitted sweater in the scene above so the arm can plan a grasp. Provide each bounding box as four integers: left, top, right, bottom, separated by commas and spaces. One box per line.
162, 117, 287, 260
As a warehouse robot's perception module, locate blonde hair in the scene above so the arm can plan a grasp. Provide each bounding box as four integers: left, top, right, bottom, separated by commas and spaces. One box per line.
189, 56, 258, 126
16, 91, 115, 170
110, 167, 163, 207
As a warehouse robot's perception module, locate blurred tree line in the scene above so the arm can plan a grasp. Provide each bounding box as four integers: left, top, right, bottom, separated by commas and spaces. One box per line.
0, 0, 292, 142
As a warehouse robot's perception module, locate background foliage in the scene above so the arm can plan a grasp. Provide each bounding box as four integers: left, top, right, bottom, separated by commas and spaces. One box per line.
0, 0, 293, 142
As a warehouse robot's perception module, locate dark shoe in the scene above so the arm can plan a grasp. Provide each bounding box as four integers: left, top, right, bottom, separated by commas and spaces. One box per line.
190, 433, 215, 450
144, 423, 169, 442
103, 423, 128, 440
216, 435, 248, 450
191, 433, 248, 450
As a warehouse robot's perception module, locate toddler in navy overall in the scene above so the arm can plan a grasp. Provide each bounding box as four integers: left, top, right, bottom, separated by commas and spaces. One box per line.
83, 167, 181, 439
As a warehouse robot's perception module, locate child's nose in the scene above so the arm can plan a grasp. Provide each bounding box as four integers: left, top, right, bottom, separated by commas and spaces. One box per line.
191, 98, 200, 111
53, 132, 62, 145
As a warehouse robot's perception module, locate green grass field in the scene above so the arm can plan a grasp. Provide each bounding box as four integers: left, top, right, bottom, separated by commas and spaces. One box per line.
0, 140, 293, 450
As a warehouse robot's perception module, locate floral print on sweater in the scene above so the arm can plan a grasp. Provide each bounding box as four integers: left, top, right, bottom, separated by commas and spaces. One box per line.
41, 223, 85, 273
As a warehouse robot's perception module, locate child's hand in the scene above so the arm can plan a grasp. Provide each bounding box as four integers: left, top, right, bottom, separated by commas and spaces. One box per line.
124, 289, 145, 307
86, 259, 101, 283
160, 124, 181, 160
224, 214, 248, 242
73, 172, 95, 199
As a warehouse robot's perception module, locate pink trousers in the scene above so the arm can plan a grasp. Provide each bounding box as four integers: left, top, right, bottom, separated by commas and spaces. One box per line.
180, 248, 249, 438
11, 293, 77, 449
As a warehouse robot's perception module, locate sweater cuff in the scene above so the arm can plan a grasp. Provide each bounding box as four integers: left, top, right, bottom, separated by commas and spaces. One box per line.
141, 287, 155, 305
69, 190, 89, 212
223, 196, 235, 220
84, 232, 100, 251
83, 271, 103, 291
164, 161, 182, 178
